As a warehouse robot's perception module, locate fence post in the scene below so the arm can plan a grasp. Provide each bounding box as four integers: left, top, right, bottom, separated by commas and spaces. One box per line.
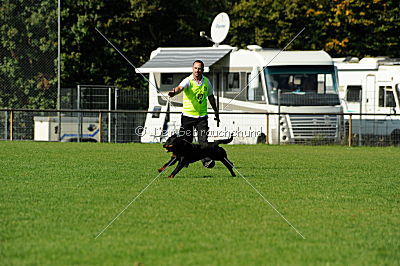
348, 114, 352, 147
278, 89, 281, 145
4, 111, 8, 140
359, 90, 362, 146
266, 113, 269, 144
77, 84, 81, 143
336, 114, 341, 145
108, 87, 111, 143
9, 111, 13, 141
99, 112, 102, 143
115, 88, 118, 143
58, 111, 62, 141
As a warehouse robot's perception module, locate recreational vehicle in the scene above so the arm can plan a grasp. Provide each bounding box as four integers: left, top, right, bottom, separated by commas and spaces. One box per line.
34, 116, 100, 142
335, 57, 400, 144
137, 46, 343, 144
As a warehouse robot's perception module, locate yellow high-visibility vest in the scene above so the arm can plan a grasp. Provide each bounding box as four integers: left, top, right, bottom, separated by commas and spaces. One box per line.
182, 76, 209, 117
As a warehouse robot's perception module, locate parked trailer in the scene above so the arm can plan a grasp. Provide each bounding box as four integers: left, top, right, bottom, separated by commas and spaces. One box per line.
334, 57, 400, 144
34, 116, 100, 142
137, 45, 342, 144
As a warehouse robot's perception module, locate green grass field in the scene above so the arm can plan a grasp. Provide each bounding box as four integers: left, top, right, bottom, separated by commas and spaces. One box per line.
1, 142, 399, 265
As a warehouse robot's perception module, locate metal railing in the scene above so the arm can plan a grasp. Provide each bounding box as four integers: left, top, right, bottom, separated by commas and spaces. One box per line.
1, 108, 400, 146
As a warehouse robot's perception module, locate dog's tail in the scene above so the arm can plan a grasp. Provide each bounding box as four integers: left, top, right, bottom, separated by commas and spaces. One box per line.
215, 134, 233, 145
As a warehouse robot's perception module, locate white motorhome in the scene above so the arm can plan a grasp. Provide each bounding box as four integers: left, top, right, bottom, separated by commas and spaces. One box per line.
334, 57, 400, 144
137, 46, 342, 144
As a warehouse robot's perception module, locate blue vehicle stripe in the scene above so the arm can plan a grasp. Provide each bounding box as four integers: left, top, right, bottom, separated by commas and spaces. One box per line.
60, 129, 100, 141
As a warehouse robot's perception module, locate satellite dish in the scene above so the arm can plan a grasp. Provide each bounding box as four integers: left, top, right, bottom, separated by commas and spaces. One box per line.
210, 12, 230, 45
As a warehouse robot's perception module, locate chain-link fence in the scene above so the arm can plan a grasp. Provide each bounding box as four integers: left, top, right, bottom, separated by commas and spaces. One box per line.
60, 86, 148, 110
2, 109, 400, 146
344, 114, 400, 146
1, 109, 147, 143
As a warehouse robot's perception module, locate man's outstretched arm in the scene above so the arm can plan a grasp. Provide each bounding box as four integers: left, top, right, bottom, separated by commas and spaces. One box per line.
208, 95, 220, 124
168, 86, 184, 97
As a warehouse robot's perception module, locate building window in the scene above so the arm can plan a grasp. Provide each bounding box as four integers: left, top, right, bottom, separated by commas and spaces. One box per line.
346, 85, 362, 102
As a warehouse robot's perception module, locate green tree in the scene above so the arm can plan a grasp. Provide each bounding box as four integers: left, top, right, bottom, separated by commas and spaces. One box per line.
4, 0, 397, 110
60, 0, 232, 105
0, 0, 57, 109
0, 0, 232, 109
318, 0, 400, 57
229, 0, 400, 58
229, 0, 320, 50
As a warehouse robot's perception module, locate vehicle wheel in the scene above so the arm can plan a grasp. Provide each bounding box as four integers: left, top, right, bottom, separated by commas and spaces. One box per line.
390, 129, 400, 146
257, 133, 266, 144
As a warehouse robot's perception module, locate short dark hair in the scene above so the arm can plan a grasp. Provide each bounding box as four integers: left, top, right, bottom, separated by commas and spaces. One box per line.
193, 60, 204, 69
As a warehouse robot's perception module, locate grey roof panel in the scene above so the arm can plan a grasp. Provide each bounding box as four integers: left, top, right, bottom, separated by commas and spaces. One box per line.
140, 48, 232, 69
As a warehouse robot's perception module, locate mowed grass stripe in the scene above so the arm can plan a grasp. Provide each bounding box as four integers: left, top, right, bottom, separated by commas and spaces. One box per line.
1, 142, 399, 265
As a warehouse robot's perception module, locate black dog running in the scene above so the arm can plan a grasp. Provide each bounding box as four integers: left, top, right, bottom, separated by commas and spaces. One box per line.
159, 134, 236, 178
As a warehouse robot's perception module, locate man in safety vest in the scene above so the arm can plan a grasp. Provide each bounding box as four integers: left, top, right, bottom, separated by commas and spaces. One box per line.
168, 60, 220, 167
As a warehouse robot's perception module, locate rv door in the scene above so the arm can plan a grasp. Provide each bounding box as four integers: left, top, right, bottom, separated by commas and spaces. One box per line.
365, 75, 376, 113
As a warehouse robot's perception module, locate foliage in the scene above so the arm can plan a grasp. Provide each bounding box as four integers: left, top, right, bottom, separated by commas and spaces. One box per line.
229, 0, 400, 57
322, 0, 400, 57
0, 0, 58, 109
60, 0, 231, 104
0, 0, 399, 109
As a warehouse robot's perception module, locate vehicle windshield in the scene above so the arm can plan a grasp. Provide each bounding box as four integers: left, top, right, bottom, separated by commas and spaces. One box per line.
264, 66, 340, 106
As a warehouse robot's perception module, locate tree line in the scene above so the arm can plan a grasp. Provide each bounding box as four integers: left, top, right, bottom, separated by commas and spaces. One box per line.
1, 0, 399, 109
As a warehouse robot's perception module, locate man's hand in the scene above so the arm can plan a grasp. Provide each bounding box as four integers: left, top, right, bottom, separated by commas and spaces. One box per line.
214, 114, 220, 123
208, 95, 220, 126
169, 86, 183, 97
214, 114, 220, 127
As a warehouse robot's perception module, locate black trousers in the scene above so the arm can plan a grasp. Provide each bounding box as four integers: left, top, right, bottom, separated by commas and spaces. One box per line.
179, 115, 209, 144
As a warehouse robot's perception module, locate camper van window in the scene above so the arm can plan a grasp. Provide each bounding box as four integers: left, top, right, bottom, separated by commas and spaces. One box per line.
317, 74, 335, 94
379, 86, 396, 107
225, 72, 240, 92
346, 86, 362, 102
246, 73, 263, 101
317, 74, 325, 93
325, 74, 335, 93
396, 84, 400, 105
264, 65, 340, 106
161, 74, 173, 85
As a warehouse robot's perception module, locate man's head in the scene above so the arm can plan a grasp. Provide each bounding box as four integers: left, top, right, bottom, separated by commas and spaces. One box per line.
192, 60, 204, 80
